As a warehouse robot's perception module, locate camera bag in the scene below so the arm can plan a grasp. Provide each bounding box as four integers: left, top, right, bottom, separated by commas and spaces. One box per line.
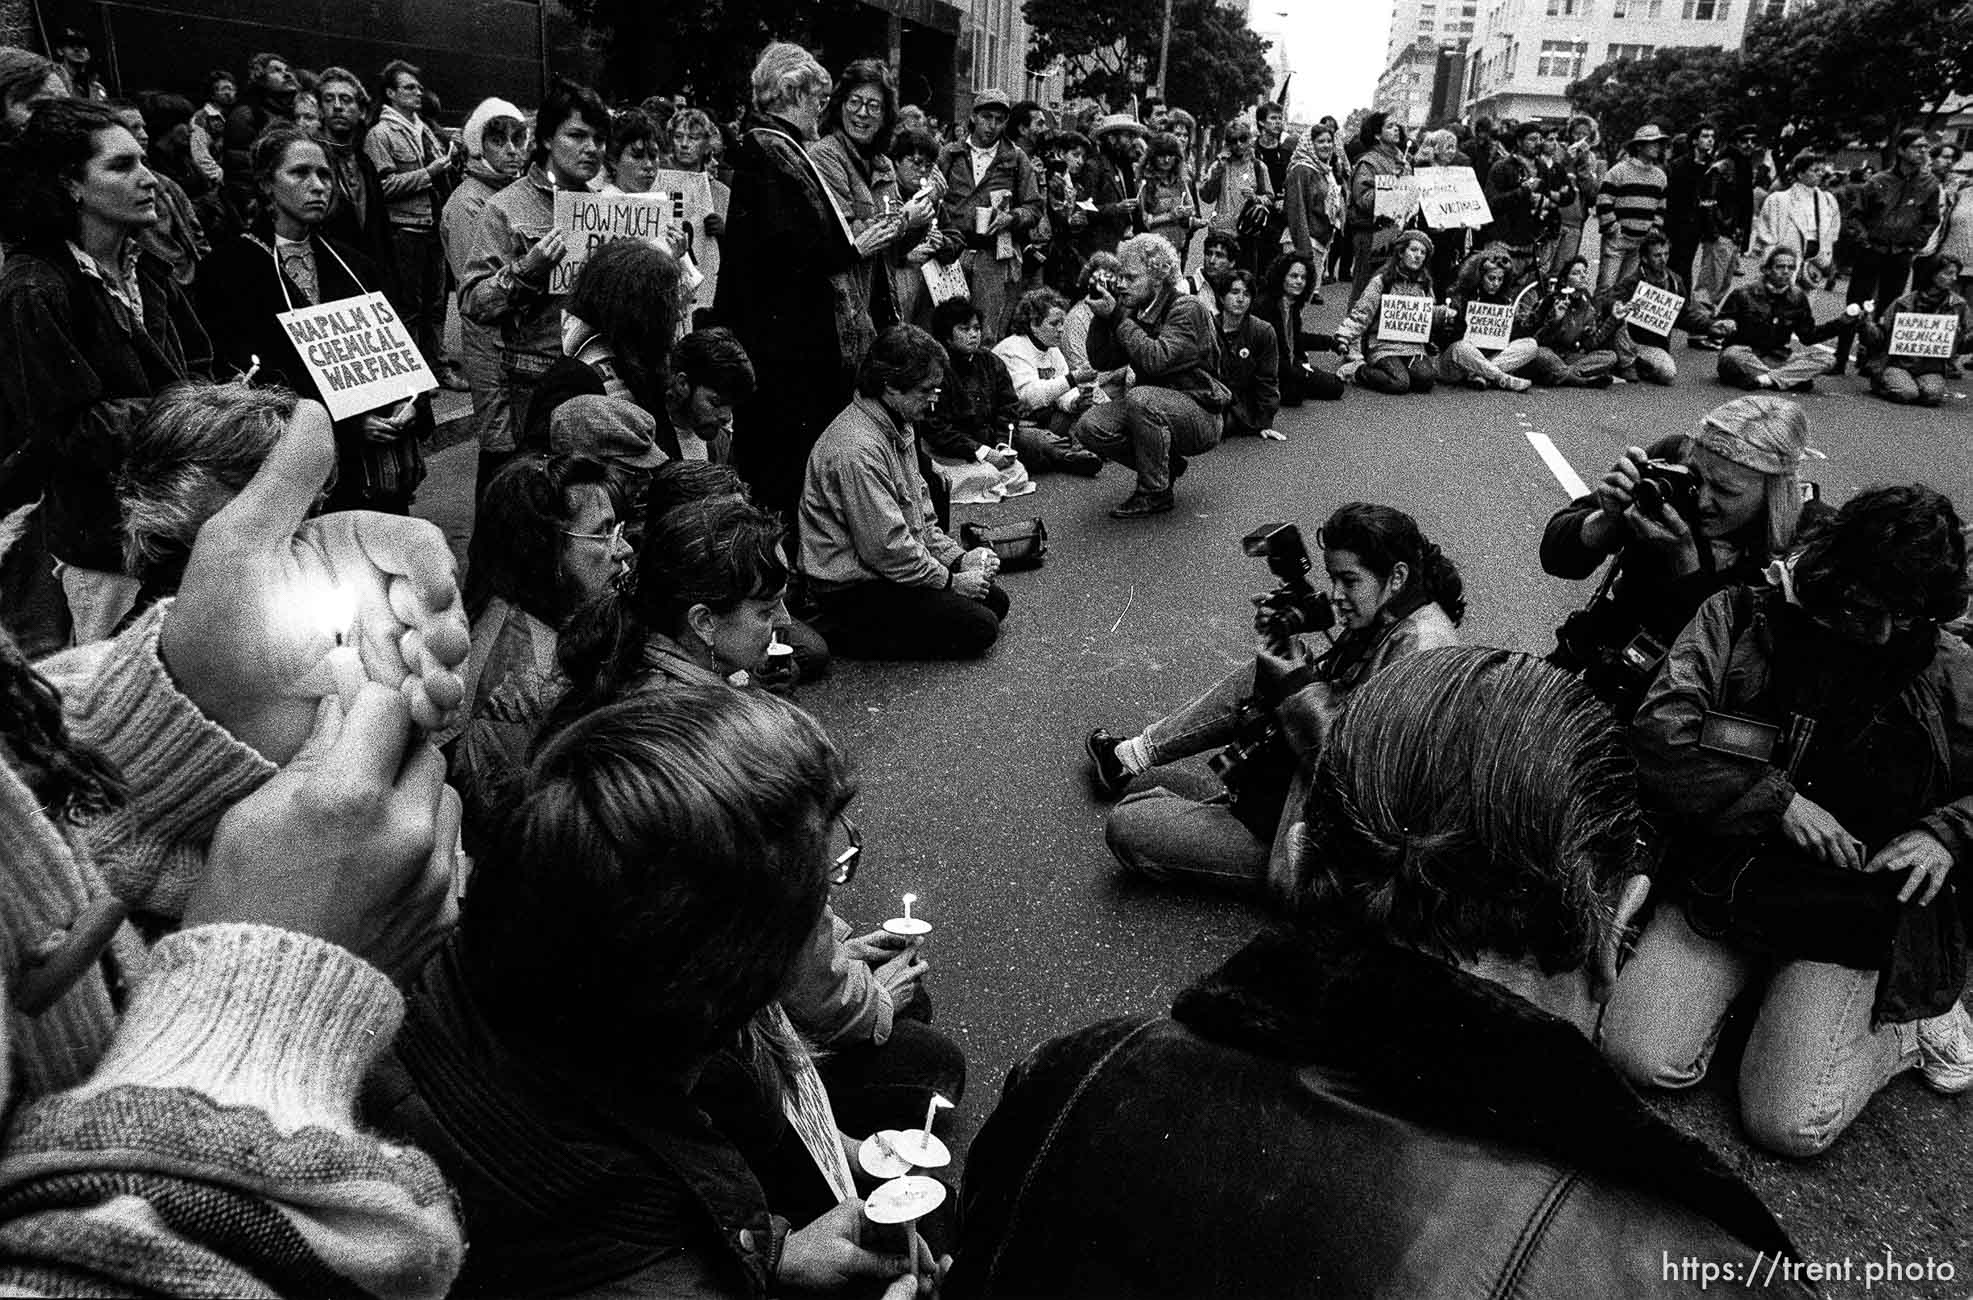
959, 518, 1048, 571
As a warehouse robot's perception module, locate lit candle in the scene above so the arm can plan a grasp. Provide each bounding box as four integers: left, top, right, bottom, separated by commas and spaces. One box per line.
902, 892, 916, 923
922, 1091, 953, 1138
307, 581, 358, 648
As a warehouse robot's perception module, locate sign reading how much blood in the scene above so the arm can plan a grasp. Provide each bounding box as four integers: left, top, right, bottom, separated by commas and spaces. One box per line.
277, 292, 437, 421
552, 173, 722, 306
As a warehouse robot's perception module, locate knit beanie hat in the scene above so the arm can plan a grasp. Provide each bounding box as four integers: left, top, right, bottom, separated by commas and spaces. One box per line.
1389, 229, 1435, 262
1692, 394, 1817, 553
462, 97, 525, 160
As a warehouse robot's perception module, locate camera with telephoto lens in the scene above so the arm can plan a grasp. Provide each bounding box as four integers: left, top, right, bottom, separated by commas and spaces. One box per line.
1244, 523, 1336, 646
1631, 459, 1698, 518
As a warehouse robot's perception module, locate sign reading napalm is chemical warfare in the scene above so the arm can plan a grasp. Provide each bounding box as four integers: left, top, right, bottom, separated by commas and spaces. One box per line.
1887, 312, 1958, 360
1378, 293, 1436, 344
551, 173, 722, 307
276, 292, 437, 421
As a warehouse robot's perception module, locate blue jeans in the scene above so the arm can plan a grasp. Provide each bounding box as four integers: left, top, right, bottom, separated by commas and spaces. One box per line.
1106, 766, 1267, 890
1072, 385, 1222, 494
1600, 904, 1912, 1157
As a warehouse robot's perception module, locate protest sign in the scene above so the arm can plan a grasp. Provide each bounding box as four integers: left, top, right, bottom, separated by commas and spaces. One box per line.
1626, 281, 1685, 337
277, 292, 436, 421
1373, 174, 1420, 224
1379, 293, 1436, 344
922, 258, 970, 305
1416, 166, 1492, 229
1888, 312, 1958, 359
1463, 300, 1516, 351
551, 172, 722, 308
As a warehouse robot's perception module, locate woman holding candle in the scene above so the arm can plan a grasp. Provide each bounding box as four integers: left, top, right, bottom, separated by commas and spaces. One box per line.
809, 59, 916, 339
197, 126, 431, 515
379, 686, 946, 1298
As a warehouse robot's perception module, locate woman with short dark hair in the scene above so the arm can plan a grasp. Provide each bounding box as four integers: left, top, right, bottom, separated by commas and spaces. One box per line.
1214, 266, 1281, 437
599, 107, 662, 194
797, 323, 1011, 659
0, 98, 211, 646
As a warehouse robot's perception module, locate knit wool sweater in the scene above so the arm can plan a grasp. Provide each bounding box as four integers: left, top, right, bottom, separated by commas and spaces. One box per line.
0, 600, 463, 1293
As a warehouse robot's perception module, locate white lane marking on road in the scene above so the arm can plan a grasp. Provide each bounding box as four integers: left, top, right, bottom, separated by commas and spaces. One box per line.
1526, 432, 1591, 499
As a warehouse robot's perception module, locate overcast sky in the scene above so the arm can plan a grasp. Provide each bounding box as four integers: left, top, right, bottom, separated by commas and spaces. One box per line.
1250, 0, 1390, 123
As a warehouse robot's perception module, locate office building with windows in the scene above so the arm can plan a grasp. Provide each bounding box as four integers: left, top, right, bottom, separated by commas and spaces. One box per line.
1463, 0, 1802, 125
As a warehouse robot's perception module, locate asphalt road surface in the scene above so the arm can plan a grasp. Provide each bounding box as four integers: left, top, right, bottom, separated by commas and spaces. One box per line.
418, 321, 1973, 1295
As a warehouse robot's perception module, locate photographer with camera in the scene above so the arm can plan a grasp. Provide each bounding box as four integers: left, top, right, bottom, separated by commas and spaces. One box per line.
1085, 504, 1463, 890
1542, 395, 1816, 721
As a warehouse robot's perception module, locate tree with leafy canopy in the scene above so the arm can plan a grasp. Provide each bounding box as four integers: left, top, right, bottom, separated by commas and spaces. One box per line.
1566, 46, 1750, 150
1024, 0, 1272, 121
561, 0, 868, 113
1740, 0, 1973, 150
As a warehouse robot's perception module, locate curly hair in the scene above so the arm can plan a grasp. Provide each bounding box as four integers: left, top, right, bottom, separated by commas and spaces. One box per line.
463, 453, 618, 624
820, 58, 897, 155
1010, 286, 1069, 338
1077, 251, 1123, 296
1259, 250, 1318, 313
1117, 232, 1180, 286
1282, 647, 1641, 975
0, 98, 128, 248
1453, 249, 1513, 300
566, 240, 683, 411
1317, 502, 1466, 625
1794, 484, 1969, 626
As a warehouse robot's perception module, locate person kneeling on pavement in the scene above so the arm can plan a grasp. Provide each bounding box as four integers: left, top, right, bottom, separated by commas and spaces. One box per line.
1708, 248, 1860, 392
1071, 233, 1225, 518
1603, 485, 1973, 1158
1857, 253, 1972, 407
950, 649, 1808, 1299
1087, 504, 1462, 890
799, 324, 1009, 660
1542, 395, 1816, 721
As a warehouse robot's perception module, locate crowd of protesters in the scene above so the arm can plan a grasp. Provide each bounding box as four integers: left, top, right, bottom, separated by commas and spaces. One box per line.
0, 24, 1969, 1298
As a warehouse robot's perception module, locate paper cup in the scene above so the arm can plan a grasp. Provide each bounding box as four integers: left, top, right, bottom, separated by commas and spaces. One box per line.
883, 916, 933, 942
766, 641, 795, 662
975, 206, 993, 235
858, 1128, 951, 1179
866, 1174, 948, 1224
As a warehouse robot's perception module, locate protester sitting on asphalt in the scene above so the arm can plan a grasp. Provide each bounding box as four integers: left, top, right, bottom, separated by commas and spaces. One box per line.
1433, 249, 1536, 391
653, 325, 752, 463
376, 686, 947, 1299
459, 76, 610, 451
953, 648, 1809, 1299
798, 324, 1009, 659
1522, 255, 1623, 387
1256, 250, 1346, 404
1540, 395, 1815, 721
1087, 503, 1463, 891
991, 287, 1109, 475
544, 395, 669, 543
1335, 230, 1440, 395
1708, 247, 1860, 391
0, 400, 468, 1295
1857, 253, 1972, 407
521, 237, 687, 448
1072, 232, 1225, 518
450, 453, 630, 848
922, 296, 1022, 475
1605, 485, 1973, 1158
1213, 267, 1282, 438
1605, 230, 1714, 385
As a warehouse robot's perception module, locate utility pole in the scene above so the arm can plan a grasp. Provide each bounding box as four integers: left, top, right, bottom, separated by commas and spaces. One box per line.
1156, 0, 1175, 98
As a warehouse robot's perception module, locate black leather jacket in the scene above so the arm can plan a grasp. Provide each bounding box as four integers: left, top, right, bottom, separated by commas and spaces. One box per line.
949, 925, 1807, 1299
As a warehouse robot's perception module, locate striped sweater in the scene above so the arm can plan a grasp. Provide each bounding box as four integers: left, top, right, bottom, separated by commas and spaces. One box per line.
1596, 158, 1668, 239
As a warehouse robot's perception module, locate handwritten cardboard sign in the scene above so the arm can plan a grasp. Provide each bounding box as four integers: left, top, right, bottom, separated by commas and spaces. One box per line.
1373, 174, 1420, 224
1626, 281, 1685, 337
551, 173, 722, 307
1464, 300, 1517, 351
1379, 293, 1436, 344
1416, 166, 1492, 229
276, 292, 436, 421
922, 258, 970, 306
1888, 312, 1958, 359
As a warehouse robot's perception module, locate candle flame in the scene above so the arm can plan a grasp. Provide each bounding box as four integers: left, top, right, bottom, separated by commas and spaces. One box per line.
303, 582, 358, 644
902, 893, 917, 906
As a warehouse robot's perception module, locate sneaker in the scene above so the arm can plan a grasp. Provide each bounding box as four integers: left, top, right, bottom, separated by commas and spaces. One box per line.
1060, 448, 1104, 477
1917, 1004, 1973, 1095
1110, 489, 1175, 518
1495, 375, 1533, 392
1085, 728, 1130, 799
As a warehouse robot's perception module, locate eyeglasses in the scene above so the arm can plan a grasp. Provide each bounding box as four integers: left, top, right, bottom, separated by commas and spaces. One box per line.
561, 520, 625, 546
844, 96, 885, 118
829, 814, 862, 887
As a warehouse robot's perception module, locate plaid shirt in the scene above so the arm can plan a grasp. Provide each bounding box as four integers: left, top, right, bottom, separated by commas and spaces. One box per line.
65, 239, 145, 329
